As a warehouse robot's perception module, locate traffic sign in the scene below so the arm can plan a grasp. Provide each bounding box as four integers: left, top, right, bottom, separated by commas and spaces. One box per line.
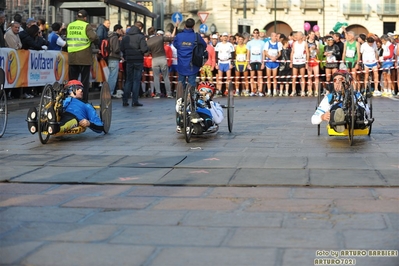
237, 18, 253, 26
197, 12, 209, 24
199, 24, 208, 33
172, 12, 183, 24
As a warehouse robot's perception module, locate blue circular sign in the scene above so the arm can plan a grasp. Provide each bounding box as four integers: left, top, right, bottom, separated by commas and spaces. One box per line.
199, 24, 208, 33
172, 12, 183, 24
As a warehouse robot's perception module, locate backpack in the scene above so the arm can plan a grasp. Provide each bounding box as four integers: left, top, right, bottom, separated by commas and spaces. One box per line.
191, 33, 208, 67
99, 38, 111, 60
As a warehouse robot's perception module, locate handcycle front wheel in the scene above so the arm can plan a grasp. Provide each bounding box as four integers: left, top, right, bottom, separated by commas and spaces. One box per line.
348, 87, 355, 146
227, 81, 234, 133
366, 82, 373, 136
183, 84, 194, 143
38, 83, 54, 144
0, 68, 7, 138
0, 89, 7, 138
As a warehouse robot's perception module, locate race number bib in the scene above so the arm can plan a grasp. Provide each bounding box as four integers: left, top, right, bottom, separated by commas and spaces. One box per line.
327, 55, 336, 63
236, 53, 246, 62
251, 47, 261, 56
268, 49, 278, 57
219, 52, 230, 61
346, 49, 355, 58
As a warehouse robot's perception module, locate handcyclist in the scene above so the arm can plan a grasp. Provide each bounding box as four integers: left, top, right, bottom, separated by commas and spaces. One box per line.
311, 71, 373, 133
27, 80, 104, 135
175, 81, 224, 134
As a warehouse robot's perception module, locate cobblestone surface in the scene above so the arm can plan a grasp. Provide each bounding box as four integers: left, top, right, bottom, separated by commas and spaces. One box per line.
0, 96, 398, 265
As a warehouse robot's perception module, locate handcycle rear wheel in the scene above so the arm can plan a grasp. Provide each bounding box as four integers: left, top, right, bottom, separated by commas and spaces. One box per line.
227, 81, 234, 133
0, 68, 7, 138
38, 83, 54, 144
100, 81, 112, 133
183, 84, 194, 143
316, 83, 322, 136
348, 87, 355, 146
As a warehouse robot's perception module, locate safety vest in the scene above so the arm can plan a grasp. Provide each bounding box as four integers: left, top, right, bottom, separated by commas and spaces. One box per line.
67, 20, 90, 53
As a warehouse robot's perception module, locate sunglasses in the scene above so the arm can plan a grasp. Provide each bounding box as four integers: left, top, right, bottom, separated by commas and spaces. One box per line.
333, 78, 344, 82
199, 88, 213, 94
68, 85, 83, 91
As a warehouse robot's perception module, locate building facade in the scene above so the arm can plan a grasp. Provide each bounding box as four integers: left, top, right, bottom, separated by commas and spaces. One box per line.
163, 0, 398, 36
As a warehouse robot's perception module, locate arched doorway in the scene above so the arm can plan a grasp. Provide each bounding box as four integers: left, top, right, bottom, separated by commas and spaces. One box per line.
346, 24, 368, 35
264, 21, 293, 37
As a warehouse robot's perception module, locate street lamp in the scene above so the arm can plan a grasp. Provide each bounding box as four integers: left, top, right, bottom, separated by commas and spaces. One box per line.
274, 0, 276, 32
243, 0, 247, 33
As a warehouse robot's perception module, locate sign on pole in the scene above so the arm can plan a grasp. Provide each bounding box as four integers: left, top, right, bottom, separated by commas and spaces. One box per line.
197, 12, 209, 24
199, 24, 208, 33
172, 12, 183, 24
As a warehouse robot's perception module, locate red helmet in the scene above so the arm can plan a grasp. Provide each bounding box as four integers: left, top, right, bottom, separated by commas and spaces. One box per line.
65, 80, 84, 95
197, 81, 215, 95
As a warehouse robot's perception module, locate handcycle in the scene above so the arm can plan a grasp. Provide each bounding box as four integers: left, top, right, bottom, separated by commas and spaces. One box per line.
315, 72, 373, 146
0, 68, 7, 138
176, 81, 234, 143
27, 81, 112, 144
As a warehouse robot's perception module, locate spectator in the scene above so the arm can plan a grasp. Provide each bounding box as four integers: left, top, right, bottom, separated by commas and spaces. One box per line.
380, 34, 395, 97
48, 22, 66, 50
37, 18, 48, 42
342, 31, 360, 91
307, 30, 320, 97
96, 19, 110, 44
360, 37, 379, 96
0, 12, 5, 47
234, 34, 249, 96
165, 31, 178, 95
199, 35, 216, 85
246, 28, 265, 96
323, 35, 340, 88
290, 31, 309, 97
4, 22, 22, 49
20, 24, 47, 50
120, 21, 148, 107
173, 18, 207, 87
146, 27, 174, 98
108, 24, 124, 98
66, 9, 99, 102
215, 32, 235, 96
278, 38, 292, 96
263, 32, 282, 97
12, 13, 23, 32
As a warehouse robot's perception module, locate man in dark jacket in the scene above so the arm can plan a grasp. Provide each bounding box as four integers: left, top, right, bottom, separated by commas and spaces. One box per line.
173, 18, 207, 87
120, 21, 148, 107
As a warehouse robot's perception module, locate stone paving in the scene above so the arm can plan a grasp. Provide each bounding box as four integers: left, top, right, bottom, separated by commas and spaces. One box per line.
0, 95, 398, 266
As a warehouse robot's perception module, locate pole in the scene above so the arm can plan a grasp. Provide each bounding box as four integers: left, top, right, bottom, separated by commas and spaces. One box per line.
274, 0, 276, 32
29, 0, 32, 18
243, 0, 246, 33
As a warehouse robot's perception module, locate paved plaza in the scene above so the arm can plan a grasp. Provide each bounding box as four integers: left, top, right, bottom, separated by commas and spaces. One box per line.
0, 95, 398, 266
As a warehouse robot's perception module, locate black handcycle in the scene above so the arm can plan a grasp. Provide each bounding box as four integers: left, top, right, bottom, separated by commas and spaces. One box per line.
30, 81, 112, 144
176, 81, 234, 143
315, 81, 373, 146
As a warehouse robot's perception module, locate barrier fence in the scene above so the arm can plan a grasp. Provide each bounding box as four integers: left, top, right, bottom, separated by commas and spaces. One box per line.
0, 48, 108, 89
0, 47, 397, 88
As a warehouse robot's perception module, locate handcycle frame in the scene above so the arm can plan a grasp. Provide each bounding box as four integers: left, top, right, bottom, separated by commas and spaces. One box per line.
316, 81, 373, 146
0, 68, 7, 138
176, 81, 234, 143
37, 81, 112, 144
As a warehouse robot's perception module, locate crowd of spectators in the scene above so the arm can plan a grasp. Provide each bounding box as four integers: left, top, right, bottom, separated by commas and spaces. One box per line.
0, 12, 398, 100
